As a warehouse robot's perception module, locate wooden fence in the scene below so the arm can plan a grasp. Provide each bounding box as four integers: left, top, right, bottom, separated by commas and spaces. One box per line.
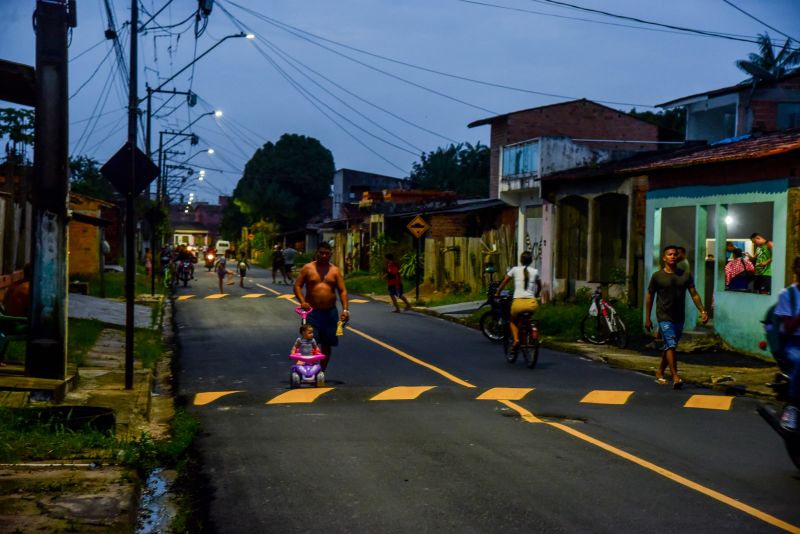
423, 225, 515, 292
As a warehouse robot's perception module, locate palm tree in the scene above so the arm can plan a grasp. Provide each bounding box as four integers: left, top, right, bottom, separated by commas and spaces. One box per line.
736, 33, 800, 81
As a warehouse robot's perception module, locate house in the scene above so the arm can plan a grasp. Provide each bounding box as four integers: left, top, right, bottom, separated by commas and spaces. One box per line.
0, 161, 32, 297
168, 196, 229, 249
658, 69, 800, 143
68, 193, 119, 276
468, 99, 663, 300
632, 129, 800, 355
332, 168, 409, 220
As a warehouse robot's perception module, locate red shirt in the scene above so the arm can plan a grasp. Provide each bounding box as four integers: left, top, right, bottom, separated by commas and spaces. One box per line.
386, 261, 401, 288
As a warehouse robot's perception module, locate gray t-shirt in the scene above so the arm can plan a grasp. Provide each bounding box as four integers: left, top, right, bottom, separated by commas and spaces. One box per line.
294, 337, 318, 356
283, 247, 297, 265
648, 269, 695, 324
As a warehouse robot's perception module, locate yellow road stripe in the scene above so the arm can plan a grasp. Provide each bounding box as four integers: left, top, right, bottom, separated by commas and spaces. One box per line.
581, 390, 634, 405
177, 295, 195, 301
499, 400, 800, 533
193, 391, 242, 406
256, 283, 281, 296
370, 386, 436, 401
241, 293, 267, 299
205, 294, 229, 299
277, 294, 296, 300
684, 395, 734, 411
477, 387, 533, 401
347, 326, 476, 388
350, 299, 369, 304
266, 388, 334, 405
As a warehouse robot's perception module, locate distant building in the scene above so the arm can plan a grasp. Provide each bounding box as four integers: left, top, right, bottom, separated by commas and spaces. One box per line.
331, 168, 408, 220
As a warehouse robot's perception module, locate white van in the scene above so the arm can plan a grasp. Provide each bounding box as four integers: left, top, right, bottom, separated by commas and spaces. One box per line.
215, 240, 231, 257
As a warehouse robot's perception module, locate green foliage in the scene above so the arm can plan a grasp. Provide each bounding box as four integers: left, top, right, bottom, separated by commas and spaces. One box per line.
118, 410, 200, 472
409, 142, 490, 198
627, 108, 685, 140
609, 267, 627, 285
219, 202, 250, 242
573, 287, 594, 305
233, 133, 335, 230
368, 233, 395, 274
0, 108, 34, 163
69, 155, 116, 201
399, 251, 421, 279
344, 271, 386, 295
736, 32, 800, 80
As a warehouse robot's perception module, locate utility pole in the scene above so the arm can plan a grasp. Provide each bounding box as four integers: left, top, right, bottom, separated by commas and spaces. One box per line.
27, 0, 74, 379
125, 0, 138, 389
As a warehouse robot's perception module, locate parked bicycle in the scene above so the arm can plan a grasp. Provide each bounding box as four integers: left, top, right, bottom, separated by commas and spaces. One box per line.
580, 286, 628, 348
503, 310, 539, 368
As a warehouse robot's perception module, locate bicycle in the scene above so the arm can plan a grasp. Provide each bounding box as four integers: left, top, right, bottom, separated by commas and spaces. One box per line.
503, 309, 540, 369
479, 281, 511, 342
580, 287, 628, 348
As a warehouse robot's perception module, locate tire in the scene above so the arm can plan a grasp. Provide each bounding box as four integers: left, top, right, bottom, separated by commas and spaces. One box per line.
503, 334, 517, 364
523, 342, 539, 369
610, 315, 628, 349
580, 313, 609, 345
290, 372, 301, 388
316, 371, 326, 388
480, 311, 505, 342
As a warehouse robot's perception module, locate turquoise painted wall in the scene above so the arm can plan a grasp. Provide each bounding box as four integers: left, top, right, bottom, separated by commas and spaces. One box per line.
644, 178, 789, 357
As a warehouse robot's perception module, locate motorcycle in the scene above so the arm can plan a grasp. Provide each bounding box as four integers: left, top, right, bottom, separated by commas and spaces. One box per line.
177, 259, 194, 287
479, 281, 510, 342
205, 250, 216, 271
756, 363, 800, 469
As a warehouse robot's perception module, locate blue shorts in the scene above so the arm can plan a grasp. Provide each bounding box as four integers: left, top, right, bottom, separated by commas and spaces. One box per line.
307, 307, 339, 347
658, 321, 683, 351
388, 285, 404, 298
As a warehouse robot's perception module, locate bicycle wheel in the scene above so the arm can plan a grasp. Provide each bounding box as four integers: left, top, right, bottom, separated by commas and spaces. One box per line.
610, 315, 628, 349
502, 328, 517, 363
521, 344, 539, 368
480, 311, 505, 342
580, 313, 609, 345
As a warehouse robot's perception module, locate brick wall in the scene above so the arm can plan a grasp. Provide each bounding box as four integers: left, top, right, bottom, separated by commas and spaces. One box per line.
430, 213, 468, 238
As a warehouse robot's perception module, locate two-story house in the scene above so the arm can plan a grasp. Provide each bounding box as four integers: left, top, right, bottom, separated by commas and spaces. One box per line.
468, 99, 661, 299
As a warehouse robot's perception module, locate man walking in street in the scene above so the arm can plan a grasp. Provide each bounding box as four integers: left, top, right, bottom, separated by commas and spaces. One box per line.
645, 245, 709, 389
294, 242, 349, 371
283, 244, 297, 283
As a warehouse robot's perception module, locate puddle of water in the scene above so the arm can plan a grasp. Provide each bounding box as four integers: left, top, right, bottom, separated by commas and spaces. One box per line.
137, 468, 177, 533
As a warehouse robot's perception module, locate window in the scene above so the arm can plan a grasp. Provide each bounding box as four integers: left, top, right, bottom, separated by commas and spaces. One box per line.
502, 140, 539, 178
720, 202, 773, 294
778, 103, 800, 129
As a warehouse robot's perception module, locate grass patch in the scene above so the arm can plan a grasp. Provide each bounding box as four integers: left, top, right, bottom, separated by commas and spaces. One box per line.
344, 271, 386, 296
134, 327, 162, 369
419, 291, 484, 308
82, 264, 163, 299
2, 317, 106, 367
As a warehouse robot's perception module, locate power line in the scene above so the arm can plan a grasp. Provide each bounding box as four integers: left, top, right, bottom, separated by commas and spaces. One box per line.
721, 0, 799, 43
70, 37, 107, 62
222, 0, 497, 115
226, 0, 656, 109
70, 44, 115, 99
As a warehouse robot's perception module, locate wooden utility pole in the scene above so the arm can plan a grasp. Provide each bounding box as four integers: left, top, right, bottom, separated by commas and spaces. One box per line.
27, 0, 73, 379
124, 0, 138, 389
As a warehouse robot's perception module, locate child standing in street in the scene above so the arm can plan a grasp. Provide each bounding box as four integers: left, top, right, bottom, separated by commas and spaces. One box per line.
385, 253, 411, 312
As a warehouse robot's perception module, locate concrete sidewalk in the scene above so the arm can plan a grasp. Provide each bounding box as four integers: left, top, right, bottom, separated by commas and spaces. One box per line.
68, 293, 156, 329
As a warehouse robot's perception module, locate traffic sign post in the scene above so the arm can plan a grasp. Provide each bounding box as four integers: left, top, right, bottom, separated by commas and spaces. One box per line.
406, 216, 431, 301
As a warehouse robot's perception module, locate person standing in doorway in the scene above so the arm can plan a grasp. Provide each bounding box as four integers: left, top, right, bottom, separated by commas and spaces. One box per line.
385, 253, 412, 312
283, 244, 297, 283
645, 245, 709, 389
676, 246, 691, 274
294, 242, 349, 371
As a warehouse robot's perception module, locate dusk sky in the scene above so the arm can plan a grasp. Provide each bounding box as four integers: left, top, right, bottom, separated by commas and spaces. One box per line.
1, 0, 799, 202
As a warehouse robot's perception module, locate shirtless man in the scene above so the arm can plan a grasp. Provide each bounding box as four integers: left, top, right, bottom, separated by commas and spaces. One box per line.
294, 242, 349, 371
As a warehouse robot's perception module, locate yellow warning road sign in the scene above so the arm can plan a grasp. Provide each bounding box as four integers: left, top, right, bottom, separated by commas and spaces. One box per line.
406, 215, 430, 238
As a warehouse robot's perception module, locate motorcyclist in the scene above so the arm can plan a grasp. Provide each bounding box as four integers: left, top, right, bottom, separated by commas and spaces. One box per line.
175, 244, 195, 280
774, 255, 800, 431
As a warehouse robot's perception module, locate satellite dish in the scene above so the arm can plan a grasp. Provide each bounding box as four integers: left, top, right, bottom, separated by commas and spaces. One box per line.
737, 61, 776, 82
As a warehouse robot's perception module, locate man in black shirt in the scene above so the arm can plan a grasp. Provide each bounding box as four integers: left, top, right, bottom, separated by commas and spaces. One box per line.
645, 245, 708, 389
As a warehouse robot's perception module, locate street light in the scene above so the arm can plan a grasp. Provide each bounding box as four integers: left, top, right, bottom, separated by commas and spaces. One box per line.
183, 148, 215, 164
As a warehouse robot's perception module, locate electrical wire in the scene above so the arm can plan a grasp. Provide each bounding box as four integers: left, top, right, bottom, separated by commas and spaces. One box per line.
71, 58, 118, 156
224, 0, 656, 109
223, 2, 496, 114
70, 44, 115, 100
69, 37, 107, 63
721, 0, 799, 43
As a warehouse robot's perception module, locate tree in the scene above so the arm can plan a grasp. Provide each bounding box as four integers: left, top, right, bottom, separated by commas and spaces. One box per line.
736, 33, 800, 80
233, 133, 335, 229
69, 155, 116, 201
219, 201, 249, 241
0, 108, 34, 164
409, 142, 490, 198
628, 108, 686, 141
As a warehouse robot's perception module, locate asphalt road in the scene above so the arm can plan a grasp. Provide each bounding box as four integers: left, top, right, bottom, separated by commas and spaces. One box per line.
174, 265, 800, 533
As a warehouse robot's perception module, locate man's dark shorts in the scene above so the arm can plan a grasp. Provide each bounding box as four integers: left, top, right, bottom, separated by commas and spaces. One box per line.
308, 307, 339, 347
388, 284, 404, 298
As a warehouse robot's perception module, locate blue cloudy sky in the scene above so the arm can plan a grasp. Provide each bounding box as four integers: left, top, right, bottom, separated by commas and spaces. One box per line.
1, 0, 799, 201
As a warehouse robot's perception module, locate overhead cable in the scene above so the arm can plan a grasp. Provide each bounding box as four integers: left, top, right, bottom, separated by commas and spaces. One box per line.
721, 0, 799, 43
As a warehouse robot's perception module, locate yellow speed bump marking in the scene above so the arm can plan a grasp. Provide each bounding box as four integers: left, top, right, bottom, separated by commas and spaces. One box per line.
277, 294, 296, 300
581, 390, 634, 405
477, 387, 533, 401
350, 299, 369, 304
267, 388, 334, 405
499, 400, 800, 534
177, 295, 195, 301
370, 386, 436, 401
347, 326, 476, 388
193, 391, 242, 406
205, 294, 229, 299
684, 395, 734, 411
241, 293, 267, 299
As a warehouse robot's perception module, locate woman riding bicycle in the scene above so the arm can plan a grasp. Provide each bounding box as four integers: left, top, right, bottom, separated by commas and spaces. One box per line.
496, 251, 542, 353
